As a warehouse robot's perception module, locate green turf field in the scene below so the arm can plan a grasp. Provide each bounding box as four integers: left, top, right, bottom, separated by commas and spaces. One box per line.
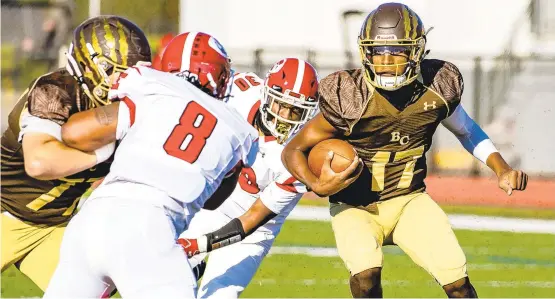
299, 198, 555, 219
242, 220, 555, 298
2, 207, 554, 298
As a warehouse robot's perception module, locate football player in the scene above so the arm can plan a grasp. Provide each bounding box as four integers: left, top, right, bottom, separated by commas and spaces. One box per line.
0, 15, 151, 291
281, 3, 528, 298
176, 58, 319, 298
43, 32, 260, 298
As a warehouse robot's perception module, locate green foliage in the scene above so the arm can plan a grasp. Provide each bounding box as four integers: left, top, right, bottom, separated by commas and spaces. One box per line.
73, 0, 179, 34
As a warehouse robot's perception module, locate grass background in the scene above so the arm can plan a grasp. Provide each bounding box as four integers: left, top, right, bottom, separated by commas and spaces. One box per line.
2, 203, 554, 298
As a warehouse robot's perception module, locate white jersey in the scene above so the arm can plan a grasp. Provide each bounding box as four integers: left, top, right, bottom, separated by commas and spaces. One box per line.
93, 66, 259, 214
217, 72, 307, 240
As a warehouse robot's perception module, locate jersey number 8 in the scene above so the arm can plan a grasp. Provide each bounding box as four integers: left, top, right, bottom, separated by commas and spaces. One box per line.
163, 101, 217, 163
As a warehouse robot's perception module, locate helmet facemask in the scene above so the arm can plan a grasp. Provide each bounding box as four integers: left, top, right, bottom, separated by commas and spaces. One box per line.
260, 85, 319, 144
358, 38, 426, 91
66, 42, 129, 108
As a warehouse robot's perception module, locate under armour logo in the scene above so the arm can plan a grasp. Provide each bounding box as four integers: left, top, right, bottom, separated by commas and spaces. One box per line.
423, 101, 437, 111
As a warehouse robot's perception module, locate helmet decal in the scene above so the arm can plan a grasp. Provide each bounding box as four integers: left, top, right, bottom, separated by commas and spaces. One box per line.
208, 37, 228, 58
160, 32, 232, 100
268, 59, 287, 74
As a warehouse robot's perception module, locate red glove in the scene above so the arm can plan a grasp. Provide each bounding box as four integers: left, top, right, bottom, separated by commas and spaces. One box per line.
177, 238, 200, 258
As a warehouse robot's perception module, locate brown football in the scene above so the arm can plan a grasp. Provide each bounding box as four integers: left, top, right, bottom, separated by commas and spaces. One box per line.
308, 139, 357, 177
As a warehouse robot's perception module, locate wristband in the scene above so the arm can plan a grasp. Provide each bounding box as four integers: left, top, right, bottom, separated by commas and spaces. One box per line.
95, 142, 116, 164
205, 218, 246, 252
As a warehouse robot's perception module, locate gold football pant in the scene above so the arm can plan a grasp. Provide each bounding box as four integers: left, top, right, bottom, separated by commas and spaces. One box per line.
330, 192, 467, 286
1, 212, 66, 291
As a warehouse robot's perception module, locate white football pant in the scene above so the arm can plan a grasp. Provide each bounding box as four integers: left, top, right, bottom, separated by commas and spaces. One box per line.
181, 209, 274, 298
44, 196, 197, 299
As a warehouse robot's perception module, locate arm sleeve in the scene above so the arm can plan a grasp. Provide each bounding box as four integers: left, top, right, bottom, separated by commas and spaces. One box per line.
18, 110, 62, 142
442, 105, 498, 164
259, 166, 307, 215
115, 99, 132, 140
109, 67, 145, 139
259, 182, 304, 215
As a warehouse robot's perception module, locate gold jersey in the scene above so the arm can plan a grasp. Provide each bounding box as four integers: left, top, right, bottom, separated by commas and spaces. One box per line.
318, 59, 464, 206
1, 69, 111, 225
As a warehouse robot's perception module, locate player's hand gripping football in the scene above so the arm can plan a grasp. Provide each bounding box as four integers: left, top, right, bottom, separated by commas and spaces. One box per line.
311, 151, 363, 197
497, 169, 528, 195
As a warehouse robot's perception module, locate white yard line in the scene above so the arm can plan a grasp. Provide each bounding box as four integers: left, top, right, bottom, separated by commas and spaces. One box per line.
251, 277, 555, 288
268, 245, 555, 262
269, 246, 338, 257
289, 206, 555, 234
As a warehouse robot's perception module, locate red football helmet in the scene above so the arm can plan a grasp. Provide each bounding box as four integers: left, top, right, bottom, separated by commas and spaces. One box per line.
159, 32, 232, 100
260, 58, 319, 142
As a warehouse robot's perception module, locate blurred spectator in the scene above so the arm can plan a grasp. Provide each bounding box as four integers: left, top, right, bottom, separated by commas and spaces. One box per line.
20, 0, 74, 68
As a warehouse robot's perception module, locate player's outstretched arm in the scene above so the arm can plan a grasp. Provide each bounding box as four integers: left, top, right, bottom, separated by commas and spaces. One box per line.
178, 198, 277, 257
442, 105, 528, 195
62, 102, 120, 152
281, 113, 362, 197
236, 198, 278, 233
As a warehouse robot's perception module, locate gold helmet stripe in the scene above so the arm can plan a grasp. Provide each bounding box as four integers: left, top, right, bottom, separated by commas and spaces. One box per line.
77, 28, 100, 83
402, 5, 411, 39
111, 21, 122, 64
411, 10, 419, 39
116, 20, 128, 66
74, 30, 86, 69
90, 22, 101, 56
82, 22, 102, 83
103, 22, 117, 62
364, 12, 374, 40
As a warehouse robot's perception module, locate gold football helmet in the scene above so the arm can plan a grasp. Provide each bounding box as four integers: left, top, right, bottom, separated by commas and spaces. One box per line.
358, 3, 428, 90
66, 16, 151, 107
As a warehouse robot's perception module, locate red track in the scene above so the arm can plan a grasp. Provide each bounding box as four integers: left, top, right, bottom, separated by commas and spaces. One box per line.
302, 176, 555, 209
425, 176, 555, 209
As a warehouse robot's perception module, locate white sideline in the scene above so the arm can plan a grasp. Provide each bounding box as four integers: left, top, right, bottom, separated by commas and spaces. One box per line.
269, 245, 555, 260
289, 206, 555, 234
251, 277, 555, 288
